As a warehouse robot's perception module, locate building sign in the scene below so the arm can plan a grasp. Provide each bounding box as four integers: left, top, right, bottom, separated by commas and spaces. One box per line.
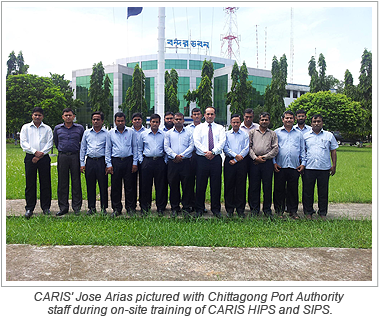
167, 39, 209, 48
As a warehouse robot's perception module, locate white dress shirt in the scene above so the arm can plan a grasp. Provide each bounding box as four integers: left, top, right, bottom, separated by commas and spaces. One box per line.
193, 121, 226, 156
20, 121, 53, 155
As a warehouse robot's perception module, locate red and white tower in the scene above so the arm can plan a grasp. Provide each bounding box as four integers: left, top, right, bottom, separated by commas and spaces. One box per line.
220, 7, 241, 63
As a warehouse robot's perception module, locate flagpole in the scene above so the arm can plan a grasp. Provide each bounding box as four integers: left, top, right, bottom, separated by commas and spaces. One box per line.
157, 7, 165, 124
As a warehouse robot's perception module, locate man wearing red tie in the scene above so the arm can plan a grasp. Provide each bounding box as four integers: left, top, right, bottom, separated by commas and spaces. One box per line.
192, 107, 226, 218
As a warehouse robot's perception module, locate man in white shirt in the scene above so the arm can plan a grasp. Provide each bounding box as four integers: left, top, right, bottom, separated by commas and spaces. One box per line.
193, 107, 226, 218
20, 107, 53, 219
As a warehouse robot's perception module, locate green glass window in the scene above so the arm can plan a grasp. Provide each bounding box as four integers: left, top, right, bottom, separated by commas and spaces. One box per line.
214, 74, 228, 125
127, 62, 140, 68
189, 60, 203, 70
141, 60, 158, 70
165, 59, 187, 69
213, 62, 225, 70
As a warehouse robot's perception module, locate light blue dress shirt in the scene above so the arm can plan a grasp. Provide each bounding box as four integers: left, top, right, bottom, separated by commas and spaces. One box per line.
294, 123, 312, 133
105, 127, 138, 167
224, 129, 249, 162
164, 127, 194, 159
304, 129, 339, 170
273, 126, 306, 169
138, 128, 166, 163
132, 126, 146, 134
80, 127, 108, 166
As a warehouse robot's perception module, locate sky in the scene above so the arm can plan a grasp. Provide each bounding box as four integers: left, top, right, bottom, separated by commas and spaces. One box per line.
2, 2, 375, 86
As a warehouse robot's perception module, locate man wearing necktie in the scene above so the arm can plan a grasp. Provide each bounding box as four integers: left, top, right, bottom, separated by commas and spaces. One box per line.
193, 107, 226, 218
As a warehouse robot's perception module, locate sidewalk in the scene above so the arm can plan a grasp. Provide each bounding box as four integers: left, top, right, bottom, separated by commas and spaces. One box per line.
6, 199, 373, 281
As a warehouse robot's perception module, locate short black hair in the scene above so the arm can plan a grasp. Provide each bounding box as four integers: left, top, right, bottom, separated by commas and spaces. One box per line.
91, 111, 104, 120
114, 111, 126, 121
311, 114, 323, 122
244, 108, 254, 115
231, 113, 241, 120
164, 111, 174, 117
150, 113, 161, 121
32, 107, 44, 115
296, 109, 307, 115
259, 112, 271, 120
191, 107, 201, 115
282, 110, 294, 119
131, 112, 143, 120
62, 107, 74, 115
174, 112, 184, 118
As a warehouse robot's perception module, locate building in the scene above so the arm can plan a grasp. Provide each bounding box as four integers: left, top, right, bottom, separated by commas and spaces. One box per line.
72, 53, 272, 126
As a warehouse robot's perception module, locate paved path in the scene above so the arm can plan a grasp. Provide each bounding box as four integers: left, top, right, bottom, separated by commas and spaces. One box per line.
6, 200, 372, 281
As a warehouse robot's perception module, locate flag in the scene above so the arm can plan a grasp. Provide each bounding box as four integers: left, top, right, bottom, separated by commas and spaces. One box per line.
127, 7, 143, 19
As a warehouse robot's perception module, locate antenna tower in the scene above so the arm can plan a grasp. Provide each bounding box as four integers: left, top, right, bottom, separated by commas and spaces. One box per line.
290, 8, 294, 83
256, 25, 259, 68
265, 27, 267, 69
220, 7, 241, 63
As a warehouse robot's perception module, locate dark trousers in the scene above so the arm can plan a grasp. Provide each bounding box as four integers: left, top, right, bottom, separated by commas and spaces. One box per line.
249, 159, 274, 213
140, 157, 167, 212
57, 152, 82, 211
24, 154, 51, 211
111, 156, 134, 212
131, 162, 142, 210
167, 158, 192, 212
224, 156, 248, 214
85, 157, 108, 210
302, 169, 330, 216
195, 154, 222, 214
189, 152, 197, 209
273, 168, 300, 214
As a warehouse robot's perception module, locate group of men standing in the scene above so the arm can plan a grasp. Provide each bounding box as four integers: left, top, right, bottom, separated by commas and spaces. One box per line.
20, 106, 338, 220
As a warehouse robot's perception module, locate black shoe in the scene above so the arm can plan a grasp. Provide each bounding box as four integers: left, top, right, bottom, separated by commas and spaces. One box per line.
203, 208, 208, 213
194, 211, 202, 218
86, 208, 96, 215
25, 209, 33, 219
100, 208, 108, 215
43, 209, 51, 215
74, 209, 81, 215
157, 210, 164, 217
250, 210, 259, 217
110, 210, 121, 218
56, 209, 68, 217
237, 211, 245, 218
171, 210, 177, 218
226, 211, 234, 218
213, 211, 222, 219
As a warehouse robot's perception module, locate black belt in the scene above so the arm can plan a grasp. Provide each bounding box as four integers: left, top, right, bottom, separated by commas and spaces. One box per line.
144, 156, 163, 160
88, 156, 105, 160
59, 151, 78, 155
112, 156, 132, 161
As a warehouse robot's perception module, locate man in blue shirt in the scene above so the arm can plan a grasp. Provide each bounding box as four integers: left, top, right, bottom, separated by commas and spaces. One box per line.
138, 114, 167, 216
54, 108, 84, 216
105, 112, 138, 217
224, 114, 249, 218
273, 110, 306, 219
80, 111, 108, 215
294, 109, 312, 133
131, 112, 146, 212
164, 112, 194, 218
303, 114, 338, 219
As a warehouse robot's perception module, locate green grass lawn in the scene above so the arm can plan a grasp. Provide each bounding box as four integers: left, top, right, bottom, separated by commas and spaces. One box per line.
6, 214, 372, 248
6, 143, 372, 203
6, 143, 372, 248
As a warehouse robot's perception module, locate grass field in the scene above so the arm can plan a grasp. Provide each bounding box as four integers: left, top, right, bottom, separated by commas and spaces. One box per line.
6, 143, 372, 203
6, 214, 372, 248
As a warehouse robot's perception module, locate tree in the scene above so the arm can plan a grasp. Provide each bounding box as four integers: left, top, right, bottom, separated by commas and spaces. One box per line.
165, 69, 180, 113
226, 61, 253, 118
288, 91, 368, 136
184, 59, 214, 114
308, 53, 337, 92
121, 64, 148, 125
50, 73, 84, 114
264, 54, 288, 128
343, 69, 357, 100
357, 48, 372, 133
88, 62, 112, 125
6, 74, 66, 135
7, 50, 29, 77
